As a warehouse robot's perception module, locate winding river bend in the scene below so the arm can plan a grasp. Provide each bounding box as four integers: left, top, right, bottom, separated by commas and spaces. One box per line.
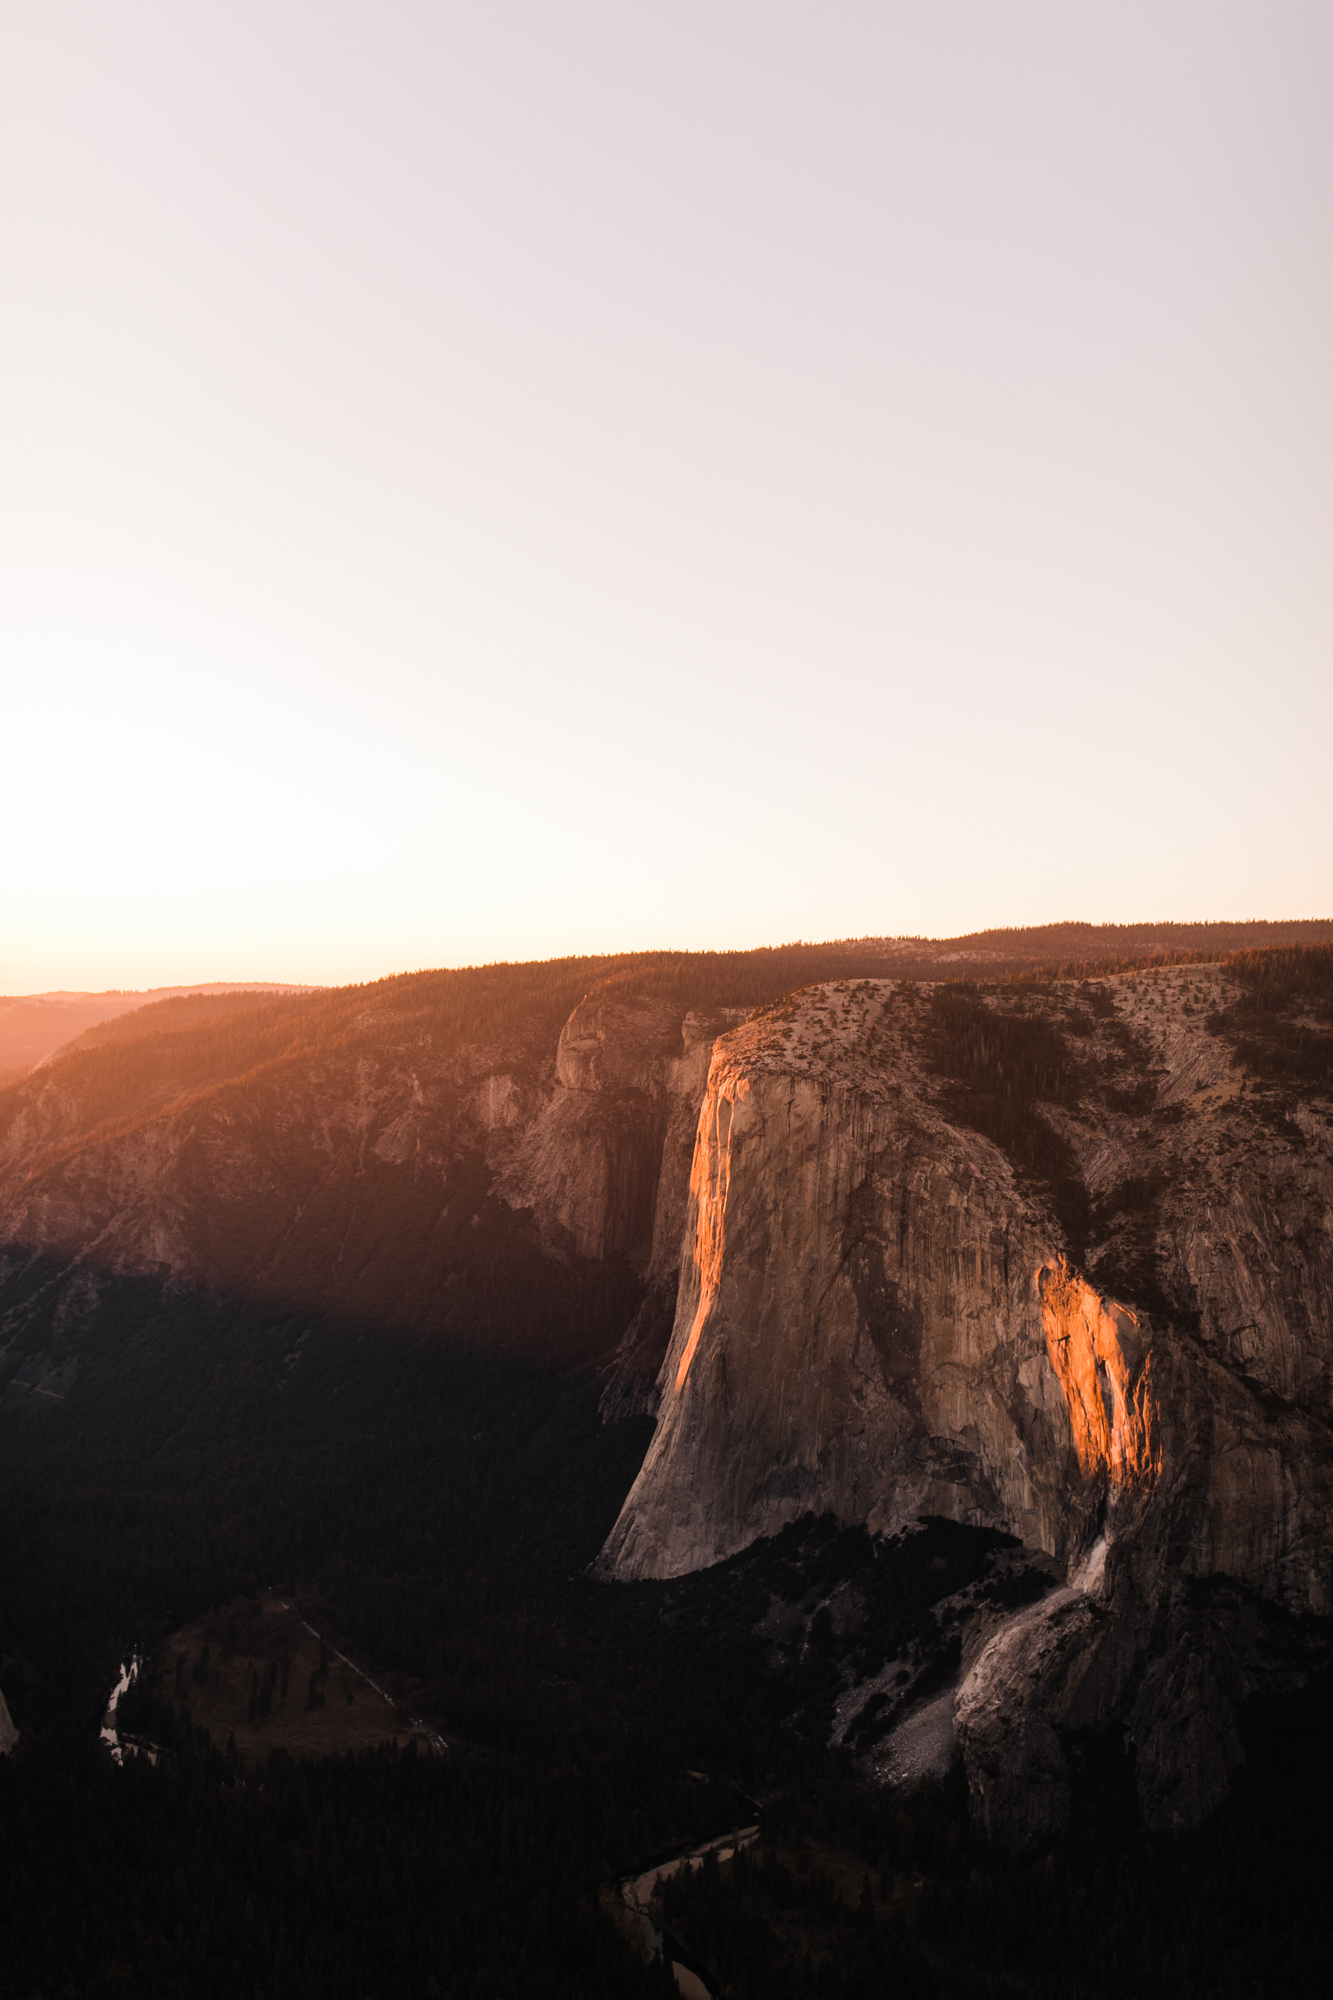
618, 1816, 760, 1999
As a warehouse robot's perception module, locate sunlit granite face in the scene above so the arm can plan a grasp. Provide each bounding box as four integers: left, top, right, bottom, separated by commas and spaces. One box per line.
596, 971, 1333, 1834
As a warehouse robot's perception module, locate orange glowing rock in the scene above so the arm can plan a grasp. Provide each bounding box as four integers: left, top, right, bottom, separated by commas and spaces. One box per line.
1039, 1259, 1159, 1489
673, 1078, 748, 1392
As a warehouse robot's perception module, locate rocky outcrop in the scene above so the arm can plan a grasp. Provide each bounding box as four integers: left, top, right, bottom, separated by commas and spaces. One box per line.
488, 993, 738, 1271
1038, 1264, 1157, 1487
600, 986, 1147, 1581
598, 969, 1333, 1836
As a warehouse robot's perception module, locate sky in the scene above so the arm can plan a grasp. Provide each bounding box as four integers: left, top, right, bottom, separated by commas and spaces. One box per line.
3, 2, 1330, 992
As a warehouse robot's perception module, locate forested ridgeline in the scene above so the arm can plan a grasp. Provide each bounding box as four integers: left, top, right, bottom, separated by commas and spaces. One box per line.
3, 938, 1326, 1212
6, 923, 1332, 1164
3, 934, 1319, 1378
1210, 941, 1333, 1095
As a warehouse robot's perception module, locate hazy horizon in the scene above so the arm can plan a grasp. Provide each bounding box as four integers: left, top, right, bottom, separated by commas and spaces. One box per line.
4, 3, 1329, 993
6, 914, 1332, 1003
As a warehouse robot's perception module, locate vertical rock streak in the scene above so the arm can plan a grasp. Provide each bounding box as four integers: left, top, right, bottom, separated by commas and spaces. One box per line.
673, 1078, 744, 1392
1039, 1259, 1159, 1489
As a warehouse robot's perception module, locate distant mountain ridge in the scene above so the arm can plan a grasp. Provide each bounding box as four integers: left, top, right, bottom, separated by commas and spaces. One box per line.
6, 920, 1329, 1089
0, 981, 320, 1086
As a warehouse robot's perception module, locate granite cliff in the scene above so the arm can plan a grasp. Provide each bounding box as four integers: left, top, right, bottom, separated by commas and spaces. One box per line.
1, 936, 1329, 1841
596, 962, 1333, 1836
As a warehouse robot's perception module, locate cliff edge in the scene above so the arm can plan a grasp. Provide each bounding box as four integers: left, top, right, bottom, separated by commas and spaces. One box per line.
598, 969, 1333, 1836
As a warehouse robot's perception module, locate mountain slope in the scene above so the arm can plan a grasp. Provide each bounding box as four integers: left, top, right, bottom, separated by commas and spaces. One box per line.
0, 982, 316, 1086
1, 927, 1329, 1844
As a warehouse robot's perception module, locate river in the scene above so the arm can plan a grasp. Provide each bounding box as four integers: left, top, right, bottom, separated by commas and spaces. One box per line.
618, 1813, 760, 1999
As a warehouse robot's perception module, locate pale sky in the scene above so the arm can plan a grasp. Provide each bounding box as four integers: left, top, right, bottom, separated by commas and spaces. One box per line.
3, 2, 1330, 991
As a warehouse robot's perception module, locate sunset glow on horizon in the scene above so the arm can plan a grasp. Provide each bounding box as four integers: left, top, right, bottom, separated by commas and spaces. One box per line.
3, 3, 1330, 997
